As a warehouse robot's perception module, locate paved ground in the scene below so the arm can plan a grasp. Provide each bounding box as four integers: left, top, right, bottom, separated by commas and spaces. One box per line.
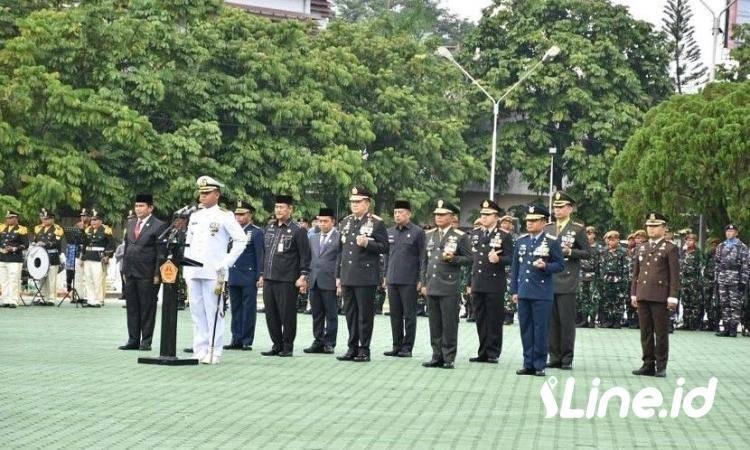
2, 300, 749, 449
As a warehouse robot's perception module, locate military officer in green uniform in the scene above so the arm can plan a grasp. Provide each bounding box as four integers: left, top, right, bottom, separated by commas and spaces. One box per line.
544, 191, 590, 370
421, 201, 472, 369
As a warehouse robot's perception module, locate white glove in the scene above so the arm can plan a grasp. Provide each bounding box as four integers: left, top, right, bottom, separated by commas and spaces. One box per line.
216, 265, 229, 279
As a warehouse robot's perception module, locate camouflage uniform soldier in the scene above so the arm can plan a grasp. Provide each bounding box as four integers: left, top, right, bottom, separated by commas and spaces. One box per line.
702, 238, 720, 331
500, 214, 517, 325
598, 231, 629, 328
714, 224, 750, 337
577, 226, 601, 328
678, 234, 704, 330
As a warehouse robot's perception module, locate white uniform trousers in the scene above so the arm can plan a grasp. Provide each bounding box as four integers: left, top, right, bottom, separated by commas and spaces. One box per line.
82, 260, 103, 305
0, 262, 22, 305
75, 258, 87, 295
39, 265, 59, 302
187, 278, 224, 361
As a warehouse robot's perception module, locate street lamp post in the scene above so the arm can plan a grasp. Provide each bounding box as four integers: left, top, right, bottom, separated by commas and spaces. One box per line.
548, 146, 557, 213
437, 45, 560, 200
697, 0, 738, 82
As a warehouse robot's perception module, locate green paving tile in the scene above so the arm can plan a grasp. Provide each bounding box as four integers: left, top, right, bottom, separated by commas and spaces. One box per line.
1, 301, 749, 449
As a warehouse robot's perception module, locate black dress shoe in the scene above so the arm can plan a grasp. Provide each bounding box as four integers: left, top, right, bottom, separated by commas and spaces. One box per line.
422, 359, 444, 368
278, 351, 293, 357
183, 347, 193, 353
560, 363, 572, 370
546, 362, 562, 369
442, 362, 454, 369
353, 353, 371, 362
396, 350, 412, 358
467, 317, 476, 322
654, 368, 667, 378
469, 356, 487, 363
715, 330, 729, 337
516, 367, 535, 375
7, 303, 17, 308
337, 352, 356, 361
486, 357, 499, 364
223, 343, 242, 350
632, 365, 656, 376
383, 350, 400, 357
118, 344, 139, 350
303, 346, 325, 354
534, 369, 546, 376
139, 345, 151, 351
261, 349, 280, 356
323, 346, 335, 354
241, 345, 253, 351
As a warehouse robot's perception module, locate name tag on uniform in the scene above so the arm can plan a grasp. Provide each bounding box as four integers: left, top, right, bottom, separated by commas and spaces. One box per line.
277, 242, 284, 253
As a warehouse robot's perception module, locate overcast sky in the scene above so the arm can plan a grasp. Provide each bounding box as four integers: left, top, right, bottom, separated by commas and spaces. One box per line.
439, 0, 732, 69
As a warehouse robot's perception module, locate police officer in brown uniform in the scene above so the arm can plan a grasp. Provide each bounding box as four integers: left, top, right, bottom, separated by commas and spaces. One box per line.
631, 213, 680, 378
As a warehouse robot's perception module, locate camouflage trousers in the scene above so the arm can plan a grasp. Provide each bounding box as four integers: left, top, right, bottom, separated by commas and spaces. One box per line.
679, 280, 703, 328
504, 291, 517, 315
718, 283, 744, 325
599, 282, 627, 324
576, 279, 598, 319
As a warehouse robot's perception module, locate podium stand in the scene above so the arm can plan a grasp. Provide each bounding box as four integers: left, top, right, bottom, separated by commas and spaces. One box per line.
138, 228, 201, 366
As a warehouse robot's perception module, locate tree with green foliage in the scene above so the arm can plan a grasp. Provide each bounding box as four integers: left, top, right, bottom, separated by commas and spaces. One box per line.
456, 0, 672, 229
333, 0, 474, 44
610, 81, 750, 240
662, 0, 707, 93
0, 0, 478, 223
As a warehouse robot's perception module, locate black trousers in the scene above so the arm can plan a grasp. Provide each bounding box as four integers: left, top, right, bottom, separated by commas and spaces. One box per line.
310, 287, 338, 348
638, 301, 669, 370
124, 276, 158, 347
387, 284, 418, 351
263, 280, 297, 352
472, 291, 505, 359
427, 294, 460, 363
343, 285, 376, 354
548, 292, 577, 365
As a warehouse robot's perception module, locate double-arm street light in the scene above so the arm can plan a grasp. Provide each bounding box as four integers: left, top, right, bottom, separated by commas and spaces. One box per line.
697, 0, 738, 82
436, 45, 561, 199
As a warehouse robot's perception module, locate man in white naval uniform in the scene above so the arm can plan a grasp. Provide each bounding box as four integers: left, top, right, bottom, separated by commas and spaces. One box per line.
183, 176, 247, 364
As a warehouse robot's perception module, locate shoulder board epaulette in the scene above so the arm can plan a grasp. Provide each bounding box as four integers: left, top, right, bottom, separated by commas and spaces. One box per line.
104, 225, 113, 235
54, 224, 64, 237
220, 206, 228, 212
544, 222, 554, 228
17, 225, 28, 235
545, 233, 557, 240
370, 214, 382, 221
519, 233, 529, 238
454, 229, 465, 236
426, 229, 437, 234
0, 224, 6, 232
573, 221, 584, 227
35, 224, 43, 233
343, 214, 354, 220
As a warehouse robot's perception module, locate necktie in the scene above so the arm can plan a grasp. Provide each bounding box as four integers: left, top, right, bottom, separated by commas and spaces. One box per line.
135, 220, 143, 239
319, 233, 328, 255
556, 222, 562, 235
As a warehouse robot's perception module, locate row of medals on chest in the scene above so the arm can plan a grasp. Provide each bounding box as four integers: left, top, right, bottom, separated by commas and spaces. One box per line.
341, 217, 374, 243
